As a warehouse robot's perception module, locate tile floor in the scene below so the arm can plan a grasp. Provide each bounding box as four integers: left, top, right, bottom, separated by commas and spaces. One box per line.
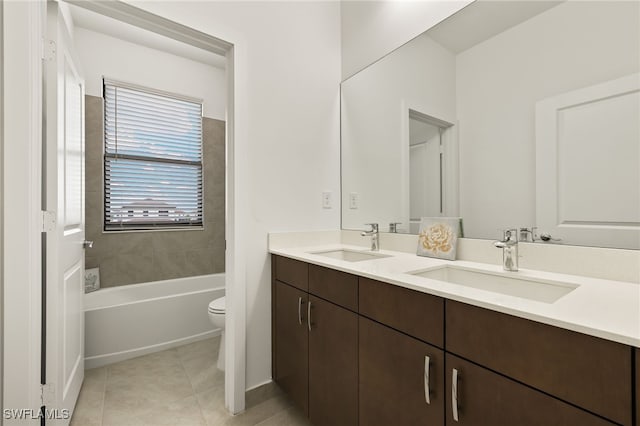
70, 336, 311, 426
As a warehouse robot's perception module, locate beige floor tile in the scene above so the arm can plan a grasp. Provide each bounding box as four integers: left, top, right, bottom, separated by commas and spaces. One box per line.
108, 348, 183, 379
195, 385, 233, 425
182, 353, 225, 394
178, 337, 223, 394
70, 367, 107, 426
177, 337, 220, 363
103, 395, 206, 426
255, 406, 311, 426
71, 340, 304, 426
221, 394, 293, 426
103, 349, 195, 424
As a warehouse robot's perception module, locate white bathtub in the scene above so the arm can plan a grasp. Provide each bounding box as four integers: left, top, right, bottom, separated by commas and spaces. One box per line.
84, 274, 224, 368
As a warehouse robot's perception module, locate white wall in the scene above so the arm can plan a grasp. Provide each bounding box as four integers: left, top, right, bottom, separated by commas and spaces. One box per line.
340, 0, 471, 80
341, 33, 455, 232
125, 0, 342, 391
456, 1, 640, 240
74, 27, 226, 120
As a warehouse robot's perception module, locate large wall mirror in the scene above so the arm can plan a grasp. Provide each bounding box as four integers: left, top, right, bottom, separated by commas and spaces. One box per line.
341, 0, 639, 249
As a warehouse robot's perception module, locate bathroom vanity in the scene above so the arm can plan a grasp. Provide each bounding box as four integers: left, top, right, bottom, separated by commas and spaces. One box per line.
271, 2, 640, 424
269, 246, 639, 426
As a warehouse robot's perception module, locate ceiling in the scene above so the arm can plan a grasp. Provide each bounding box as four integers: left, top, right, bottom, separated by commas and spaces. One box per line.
428, 0, 564, 54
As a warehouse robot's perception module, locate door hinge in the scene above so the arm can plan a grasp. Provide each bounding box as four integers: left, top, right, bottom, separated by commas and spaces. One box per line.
40, 383, 55, 406
42, 39, 56, 61
41, 210, 56, 232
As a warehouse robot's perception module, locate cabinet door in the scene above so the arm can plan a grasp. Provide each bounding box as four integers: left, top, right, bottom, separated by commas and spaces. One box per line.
445, 354, 615, 426
446, 300, 632, 425
309, 295, 358, 426
274, 281, 309, 416
359, 317, 444, 426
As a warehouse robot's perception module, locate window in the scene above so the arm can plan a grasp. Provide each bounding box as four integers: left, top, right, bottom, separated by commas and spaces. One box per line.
103, 79, 203, 230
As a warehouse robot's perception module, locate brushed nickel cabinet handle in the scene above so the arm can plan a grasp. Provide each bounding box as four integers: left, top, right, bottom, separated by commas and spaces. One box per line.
307, 300, 312, 331
298, 297, 303, 325
452, 368, 460, 422
424, 355, 431, 405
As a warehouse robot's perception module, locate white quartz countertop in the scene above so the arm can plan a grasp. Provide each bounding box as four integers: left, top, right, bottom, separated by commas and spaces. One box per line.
269, 243, 640, 348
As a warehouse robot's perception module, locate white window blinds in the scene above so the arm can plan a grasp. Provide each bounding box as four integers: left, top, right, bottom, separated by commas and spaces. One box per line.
103, 80, 204, 230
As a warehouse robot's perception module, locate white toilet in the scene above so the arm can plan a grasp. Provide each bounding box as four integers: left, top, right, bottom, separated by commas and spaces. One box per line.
208, 296, 225, 371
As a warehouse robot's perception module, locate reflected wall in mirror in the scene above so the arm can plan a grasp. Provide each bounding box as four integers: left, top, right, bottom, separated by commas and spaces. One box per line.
341, 0, 640, 249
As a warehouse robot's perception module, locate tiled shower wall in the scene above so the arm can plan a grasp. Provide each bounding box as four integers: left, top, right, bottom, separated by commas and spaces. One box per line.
84, 95, 225, 287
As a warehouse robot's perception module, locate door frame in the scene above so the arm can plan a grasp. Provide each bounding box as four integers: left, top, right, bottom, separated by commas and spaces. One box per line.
2, 0, 249, 417
400, 103, 459, 231
2, 1, 45, 423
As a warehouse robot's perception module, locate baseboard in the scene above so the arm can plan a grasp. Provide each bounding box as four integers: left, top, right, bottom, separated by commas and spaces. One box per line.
245, 380, 283, 410
246, 379, 273, 392
84, 329, 221, 369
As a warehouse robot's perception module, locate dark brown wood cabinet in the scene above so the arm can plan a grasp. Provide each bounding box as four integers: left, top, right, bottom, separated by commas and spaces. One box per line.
445, 354, 615, 426
308, 295, 358, 426
636, 348, 639, 426
359, 316, 444, 426
273, 280, 309, 415
359, 277, 444, 347
309, 264, 358, 311
446, 300, 632, 425
275, 255, 309, 291
272, 257, 358, 426
271, 255, 638, 426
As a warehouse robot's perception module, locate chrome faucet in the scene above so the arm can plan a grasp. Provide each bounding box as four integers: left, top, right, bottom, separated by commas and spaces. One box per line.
493, 229, 518, 271
361, 223, 379, 251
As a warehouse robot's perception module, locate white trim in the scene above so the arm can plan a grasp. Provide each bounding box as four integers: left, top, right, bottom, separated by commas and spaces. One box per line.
65, 0, 231, 55
400, 101, 458, 230
0, 0, 4, 418
224, 42, 247, 414
2, 1, 44, 423
85, 329, 221, 369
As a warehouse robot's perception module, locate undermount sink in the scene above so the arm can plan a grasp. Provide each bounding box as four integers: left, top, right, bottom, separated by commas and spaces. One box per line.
310, 249, 392, 262
408, 266, 578, 303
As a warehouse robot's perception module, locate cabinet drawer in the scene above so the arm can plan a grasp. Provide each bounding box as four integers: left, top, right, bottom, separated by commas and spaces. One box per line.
446, 300, 632, 425
275, 255, 308, 291
359, 278, 444, 347
445, 354, 615, 426
309, 264, 358, 311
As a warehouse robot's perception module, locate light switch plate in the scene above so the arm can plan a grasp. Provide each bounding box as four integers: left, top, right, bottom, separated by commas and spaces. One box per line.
349, 192, 359, 209
322, 191, 332, 209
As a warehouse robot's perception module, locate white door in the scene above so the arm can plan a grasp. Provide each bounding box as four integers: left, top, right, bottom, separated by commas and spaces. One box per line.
44, 2, 85, 422
536, 73, 640, 249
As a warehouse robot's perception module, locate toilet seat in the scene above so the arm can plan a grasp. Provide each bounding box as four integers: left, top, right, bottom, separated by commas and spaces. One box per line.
208, 296, 225, 314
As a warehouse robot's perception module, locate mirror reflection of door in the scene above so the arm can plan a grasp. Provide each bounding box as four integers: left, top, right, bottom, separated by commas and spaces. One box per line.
408, 110, 452, 233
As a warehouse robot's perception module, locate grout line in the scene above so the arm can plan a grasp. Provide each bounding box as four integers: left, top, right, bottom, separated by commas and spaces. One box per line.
176, 345, 198, 396
175, 343, 210, 425
100, 366, 109, 426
